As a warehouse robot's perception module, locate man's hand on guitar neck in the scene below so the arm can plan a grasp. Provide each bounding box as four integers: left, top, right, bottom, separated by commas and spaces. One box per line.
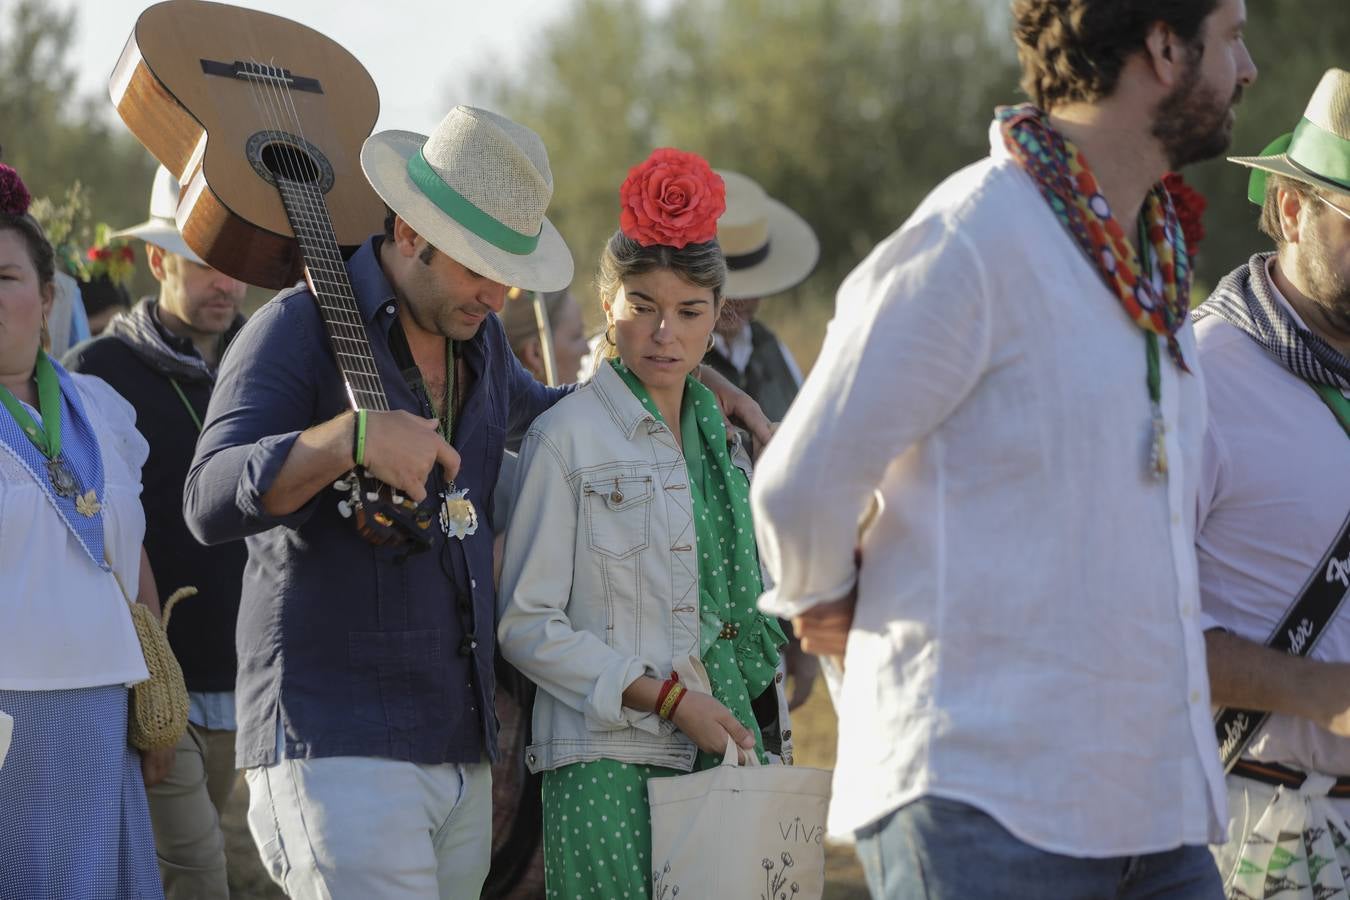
260, 410, 460, 517
362, 411, 461, 502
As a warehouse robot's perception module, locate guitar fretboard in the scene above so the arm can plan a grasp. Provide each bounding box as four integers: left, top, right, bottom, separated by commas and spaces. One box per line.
274, 176, 388, 412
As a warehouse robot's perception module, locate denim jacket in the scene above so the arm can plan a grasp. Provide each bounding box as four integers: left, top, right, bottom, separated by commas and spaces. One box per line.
497, 361, 790, 773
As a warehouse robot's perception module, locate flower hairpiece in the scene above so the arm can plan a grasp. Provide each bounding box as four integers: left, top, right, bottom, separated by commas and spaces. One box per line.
0, 164, 32, 218
1163, 172, 1207, 265
619, 148, 726, 249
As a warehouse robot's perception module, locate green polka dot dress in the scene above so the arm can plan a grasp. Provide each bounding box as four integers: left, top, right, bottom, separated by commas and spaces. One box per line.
538, 362, 787, 899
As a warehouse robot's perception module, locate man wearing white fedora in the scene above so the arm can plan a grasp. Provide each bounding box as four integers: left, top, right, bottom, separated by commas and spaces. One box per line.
183, 106, 770, 899
752, 0, 1257, 897
66, 164, 247, 900
705, 170, 818, 425
1190, 68, 1350, 898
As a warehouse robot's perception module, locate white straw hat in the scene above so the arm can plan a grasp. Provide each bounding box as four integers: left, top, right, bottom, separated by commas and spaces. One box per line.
1231, 68, 1350, 204
715, 170, 819, 300
360, 106, 573, 292
110, 165, 205, 265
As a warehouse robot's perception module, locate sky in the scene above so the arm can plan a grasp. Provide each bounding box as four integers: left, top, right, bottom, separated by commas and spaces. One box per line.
69, 0, 577, 135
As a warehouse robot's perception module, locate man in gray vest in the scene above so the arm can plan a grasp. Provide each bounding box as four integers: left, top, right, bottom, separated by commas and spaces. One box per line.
704, 170, 818, 425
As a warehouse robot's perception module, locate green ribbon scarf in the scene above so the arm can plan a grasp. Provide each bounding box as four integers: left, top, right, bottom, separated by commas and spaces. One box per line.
611, 359, 786, 765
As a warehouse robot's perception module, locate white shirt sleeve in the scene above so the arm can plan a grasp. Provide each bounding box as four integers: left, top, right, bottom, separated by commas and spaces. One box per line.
752, 213, 993, 616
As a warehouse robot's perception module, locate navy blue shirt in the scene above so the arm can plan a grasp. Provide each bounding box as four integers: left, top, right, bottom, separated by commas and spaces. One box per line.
184, 237, 566, 768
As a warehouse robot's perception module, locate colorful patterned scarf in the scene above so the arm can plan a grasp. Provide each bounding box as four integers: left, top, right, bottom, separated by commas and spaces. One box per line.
997, 103, 1193, 371
611, 359, 786, 766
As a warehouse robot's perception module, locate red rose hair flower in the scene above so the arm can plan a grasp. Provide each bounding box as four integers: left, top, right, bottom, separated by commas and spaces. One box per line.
619, 148, 726, 249
0, 164, 32, 218
1163, 172, 1207, 264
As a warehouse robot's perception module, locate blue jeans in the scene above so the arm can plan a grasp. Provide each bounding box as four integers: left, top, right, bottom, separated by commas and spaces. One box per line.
855, 797, 1223, 900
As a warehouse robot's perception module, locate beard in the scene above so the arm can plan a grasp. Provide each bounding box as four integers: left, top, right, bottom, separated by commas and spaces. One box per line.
1152, 51, 1243, 170
1294, 219, 1350, 333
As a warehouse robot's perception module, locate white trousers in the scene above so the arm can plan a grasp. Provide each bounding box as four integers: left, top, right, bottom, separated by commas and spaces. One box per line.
245, 754, 492, 900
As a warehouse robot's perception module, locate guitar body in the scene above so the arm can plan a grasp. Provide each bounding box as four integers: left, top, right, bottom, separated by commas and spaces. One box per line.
110, 0, 385, 288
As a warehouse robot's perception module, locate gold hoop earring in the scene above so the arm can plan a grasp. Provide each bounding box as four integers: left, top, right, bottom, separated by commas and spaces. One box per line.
40, 312, 50, 351
706, 333, 715, 353
604, 323, 616, 346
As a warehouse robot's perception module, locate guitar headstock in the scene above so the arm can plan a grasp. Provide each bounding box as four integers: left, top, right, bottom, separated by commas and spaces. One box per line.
333, 469, 435, 551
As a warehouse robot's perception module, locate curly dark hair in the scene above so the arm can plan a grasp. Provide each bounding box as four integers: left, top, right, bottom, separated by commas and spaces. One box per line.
1012, 0, 1220, 109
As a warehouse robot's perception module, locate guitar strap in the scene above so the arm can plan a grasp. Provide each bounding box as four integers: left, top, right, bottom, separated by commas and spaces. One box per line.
1214, 384, 1350, 772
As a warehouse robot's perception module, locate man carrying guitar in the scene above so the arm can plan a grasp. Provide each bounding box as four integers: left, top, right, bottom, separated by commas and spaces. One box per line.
183, 105, 771, 899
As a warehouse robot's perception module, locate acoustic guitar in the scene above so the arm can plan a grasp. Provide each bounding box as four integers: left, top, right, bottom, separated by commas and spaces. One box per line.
111, 0, 435, 550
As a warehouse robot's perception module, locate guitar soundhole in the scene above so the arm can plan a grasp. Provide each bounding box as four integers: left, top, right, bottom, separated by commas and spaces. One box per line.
245, 130, 336, 192
261, 141, 321, 183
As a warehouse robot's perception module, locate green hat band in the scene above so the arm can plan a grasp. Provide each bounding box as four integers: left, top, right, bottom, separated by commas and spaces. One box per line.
1248, 117, 1350, 206
406, 149, 542, 256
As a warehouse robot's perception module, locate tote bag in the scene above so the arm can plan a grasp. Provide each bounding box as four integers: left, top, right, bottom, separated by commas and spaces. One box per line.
648, 737, 832, 900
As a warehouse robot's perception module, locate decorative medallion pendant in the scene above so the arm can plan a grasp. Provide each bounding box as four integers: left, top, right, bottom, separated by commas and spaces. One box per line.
47, 457, 79, 498
440, 484, 479, 540
1147, 404, 1168, 480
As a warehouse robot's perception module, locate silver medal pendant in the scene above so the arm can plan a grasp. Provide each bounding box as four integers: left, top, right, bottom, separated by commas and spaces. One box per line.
439, 484, 479, 540
1147, 404, 1168, 480
47, 457, 79, 498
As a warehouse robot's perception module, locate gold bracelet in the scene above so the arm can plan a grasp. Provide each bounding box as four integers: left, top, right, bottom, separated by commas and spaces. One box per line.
658, 682, 686, 719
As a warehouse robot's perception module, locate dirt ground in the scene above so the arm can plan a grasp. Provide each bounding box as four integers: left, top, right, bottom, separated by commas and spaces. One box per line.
220, 678, 868, 899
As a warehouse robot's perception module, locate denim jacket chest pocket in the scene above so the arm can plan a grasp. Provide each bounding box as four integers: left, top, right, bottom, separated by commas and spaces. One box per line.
581, 470, 654, 559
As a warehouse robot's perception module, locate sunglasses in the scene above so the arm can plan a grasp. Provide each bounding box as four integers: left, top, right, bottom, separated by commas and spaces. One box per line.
1317, 193, 1350, 223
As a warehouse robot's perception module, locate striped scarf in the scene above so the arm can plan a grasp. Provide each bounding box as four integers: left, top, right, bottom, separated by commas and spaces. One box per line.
1193, 252, 1350, 389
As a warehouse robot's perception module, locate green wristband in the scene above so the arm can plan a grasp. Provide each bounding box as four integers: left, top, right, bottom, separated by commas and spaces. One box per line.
353, 409, 367, 467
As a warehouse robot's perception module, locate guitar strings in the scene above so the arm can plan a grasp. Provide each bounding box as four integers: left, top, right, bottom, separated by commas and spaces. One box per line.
248, 57, 386, 407
270, 59, 390, 411
246, 57, 388, 410
268, 59, 388, 409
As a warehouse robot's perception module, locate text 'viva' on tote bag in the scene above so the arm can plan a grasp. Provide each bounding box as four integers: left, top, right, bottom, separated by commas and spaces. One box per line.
648, 737, 832, 900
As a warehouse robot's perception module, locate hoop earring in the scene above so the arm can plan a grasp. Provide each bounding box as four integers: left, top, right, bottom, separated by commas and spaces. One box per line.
706, 333, 715, 353
40, 311, 50, 352
604, 323, 616, 346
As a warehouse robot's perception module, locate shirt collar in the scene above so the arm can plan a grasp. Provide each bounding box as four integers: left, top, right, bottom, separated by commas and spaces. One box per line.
348, 236, 399, 323
591, 358, 658, 440
151, 300, 203, 359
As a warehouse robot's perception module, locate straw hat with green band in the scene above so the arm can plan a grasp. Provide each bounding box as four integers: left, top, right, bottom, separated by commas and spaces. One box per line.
360, 106, 574, 292
1232, 68, 1350, 206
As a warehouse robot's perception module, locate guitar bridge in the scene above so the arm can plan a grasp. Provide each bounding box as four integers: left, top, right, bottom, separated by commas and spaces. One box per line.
199, 59, 323, 94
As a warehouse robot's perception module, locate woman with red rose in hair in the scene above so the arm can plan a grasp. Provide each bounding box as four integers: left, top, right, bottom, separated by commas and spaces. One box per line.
498, 148, 791, 897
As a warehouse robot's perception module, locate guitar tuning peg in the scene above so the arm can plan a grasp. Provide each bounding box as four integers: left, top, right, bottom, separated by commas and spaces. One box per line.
391, 491, 405, 505
333, 478, 352, 492
337, 500, 352, 519
366, 491, 380, 502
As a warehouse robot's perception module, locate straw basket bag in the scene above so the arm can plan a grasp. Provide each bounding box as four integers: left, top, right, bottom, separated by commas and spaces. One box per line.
111, 569, 194, 751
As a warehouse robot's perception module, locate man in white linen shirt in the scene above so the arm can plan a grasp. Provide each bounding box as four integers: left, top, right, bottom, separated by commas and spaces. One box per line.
1191, 68, 1350, 898
750, 1, 1256, 897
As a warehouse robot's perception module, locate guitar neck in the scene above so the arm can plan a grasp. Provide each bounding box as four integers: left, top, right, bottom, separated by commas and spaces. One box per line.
274, 176, 388, 412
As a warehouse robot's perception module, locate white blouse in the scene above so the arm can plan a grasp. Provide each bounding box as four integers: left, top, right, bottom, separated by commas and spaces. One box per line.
0, 372, 150, 690
752, 126, 1224, 852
